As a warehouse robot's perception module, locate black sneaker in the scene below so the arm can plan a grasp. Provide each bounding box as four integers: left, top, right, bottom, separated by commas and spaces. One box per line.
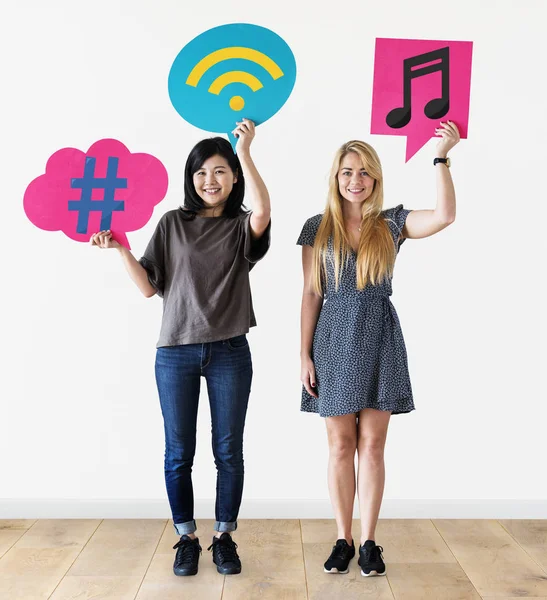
208, 533, 242, 575
358, 540, 386, 576
172, 535, 202, 576
323, 539, 355, 574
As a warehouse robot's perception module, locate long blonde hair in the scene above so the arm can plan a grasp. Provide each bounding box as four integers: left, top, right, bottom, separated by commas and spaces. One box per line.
312, 140, 396, 295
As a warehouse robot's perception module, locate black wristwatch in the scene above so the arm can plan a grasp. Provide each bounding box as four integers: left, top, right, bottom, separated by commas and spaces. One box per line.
433, 157, 451, 168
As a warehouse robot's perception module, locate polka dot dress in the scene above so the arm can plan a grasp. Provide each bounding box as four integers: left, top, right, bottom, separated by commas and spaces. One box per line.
297, 204, 415, 417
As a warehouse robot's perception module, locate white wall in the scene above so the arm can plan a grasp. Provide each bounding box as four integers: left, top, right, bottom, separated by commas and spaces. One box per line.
2, 0, 546, 519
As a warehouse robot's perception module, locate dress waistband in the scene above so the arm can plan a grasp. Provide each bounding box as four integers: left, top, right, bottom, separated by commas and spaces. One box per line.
324, 293, 396, 324
325, 293, 391, 302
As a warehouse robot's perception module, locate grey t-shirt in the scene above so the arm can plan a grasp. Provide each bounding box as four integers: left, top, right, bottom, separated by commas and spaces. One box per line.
139, 209, 271, 347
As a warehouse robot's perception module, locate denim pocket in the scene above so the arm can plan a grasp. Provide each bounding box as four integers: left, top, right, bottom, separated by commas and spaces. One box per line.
226, 335, 249, 350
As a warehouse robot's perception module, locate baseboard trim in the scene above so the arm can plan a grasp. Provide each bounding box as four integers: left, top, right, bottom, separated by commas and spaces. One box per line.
1, 499, 546, 519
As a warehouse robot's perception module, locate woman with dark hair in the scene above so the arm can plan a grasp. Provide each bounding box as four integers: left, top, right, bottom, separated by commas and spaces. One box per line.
91, 119, 271, 577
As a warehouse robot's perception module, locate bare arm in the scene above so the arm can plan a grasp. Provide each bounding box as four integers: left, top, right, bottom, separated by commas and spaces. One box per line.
233, 119, 271, 238
116, 246, 156, 298
300, 245, 323, 398
403, 120, 460, 240
90, 230, 156, 298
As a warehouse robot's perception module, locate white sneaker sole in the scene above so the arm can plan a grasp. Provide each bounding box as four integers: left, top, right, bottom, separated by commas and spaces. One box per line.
361, 569, 386, 577
324, 567, 349, 574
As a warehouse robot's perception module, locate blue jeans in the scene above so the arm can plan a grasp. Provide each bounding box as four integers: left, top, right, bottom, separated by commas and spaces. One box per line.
155, 335, 253, 535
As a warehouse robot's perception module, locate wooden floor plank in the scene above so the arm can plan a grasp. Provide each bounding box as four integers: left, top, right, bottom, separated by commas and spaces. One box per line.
135, 552, 223, 600
0, 574, 65, 599
231, 519, 305, 574
135, 522, 223, 600
500, 520, 547, 573
300, 519, 345, 545
374, 520, 456, 564
386, 563, 482, 600
15, 519, 100, 549
49, 575, 143, 600
0, 547, 78, 577
0, 520, 37, 558
0, 520, 100, 600
0, 520, 36, 530
434, 519, 547, 597
222, 520, 307, 600
225, 576, 307, 600
67, 519, 166, 577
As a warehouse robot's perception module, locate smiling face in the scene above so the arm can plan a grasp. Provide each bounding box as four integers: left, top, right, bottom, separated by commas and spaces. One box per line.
192, 154, 238, 209
337, 151, 375, 205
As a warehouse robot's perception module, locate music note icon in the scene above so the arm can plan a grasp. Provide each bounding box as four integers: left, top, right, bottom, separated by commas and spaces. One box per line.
386, 47, 450, 129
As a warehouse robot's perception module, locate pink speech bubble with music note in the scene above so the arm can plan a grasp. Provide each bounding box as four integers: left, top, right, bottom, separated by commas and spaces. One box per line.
24, 139, 168, 249
371, 38, 473, 162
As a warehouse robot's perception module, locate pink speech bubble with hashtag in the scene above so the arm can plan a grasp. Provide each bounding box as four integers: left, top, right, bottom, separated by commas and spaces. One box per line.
24, 139, 169, 249
371, 38, 473, 162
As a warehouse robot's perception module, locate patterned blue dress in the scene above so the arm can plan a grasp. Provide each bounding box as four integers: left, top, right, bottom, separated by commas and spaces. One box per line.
297, 204, 415, 417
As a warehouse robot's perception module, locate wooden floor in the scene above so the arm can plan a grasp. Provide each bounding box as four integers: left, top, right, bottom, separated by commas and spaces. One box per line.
1, 519, 547, 599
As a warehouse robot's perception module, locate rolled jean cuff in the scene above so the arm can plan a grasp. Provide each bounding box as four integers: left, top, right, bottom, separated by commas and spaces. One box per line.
214, 520, 237, 533
174, 520, 197, 535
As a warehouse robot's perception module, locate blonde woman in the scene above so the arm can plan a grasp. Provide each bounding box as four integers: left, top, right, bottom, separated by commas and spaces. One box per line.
297, 121, 459, 576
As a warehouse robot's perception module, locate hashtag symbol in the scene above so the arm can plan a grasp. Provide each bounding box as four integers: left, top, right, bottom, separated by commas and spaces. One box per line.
69, 156, 127, 234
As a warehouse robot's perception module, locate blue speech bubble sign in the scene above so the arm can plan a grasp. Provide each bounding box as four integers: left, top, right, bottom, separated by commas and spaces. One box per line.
168, 23, 297, 150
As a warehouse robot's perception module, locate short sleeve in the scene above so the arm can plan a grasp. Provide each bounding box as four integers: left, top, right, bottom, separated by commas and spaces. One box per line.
297, 214, 322, 247
242, 212, 271, 264
383, 204, 412, 251
139, 217, 166, 297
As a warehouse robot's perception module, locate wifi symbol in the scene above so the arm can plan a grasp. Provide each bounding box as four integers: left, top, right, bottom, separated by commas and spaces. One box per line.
168, 23, 297, 145
186, 47, 284, 112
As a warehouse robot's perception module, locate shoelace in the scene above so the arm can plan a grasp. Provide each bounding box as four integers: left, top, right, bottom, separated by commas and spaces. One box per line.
208, 537, 239, 563
362, 544, 384, 562
173, 538, 201, 563
330, 541, 352, 561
